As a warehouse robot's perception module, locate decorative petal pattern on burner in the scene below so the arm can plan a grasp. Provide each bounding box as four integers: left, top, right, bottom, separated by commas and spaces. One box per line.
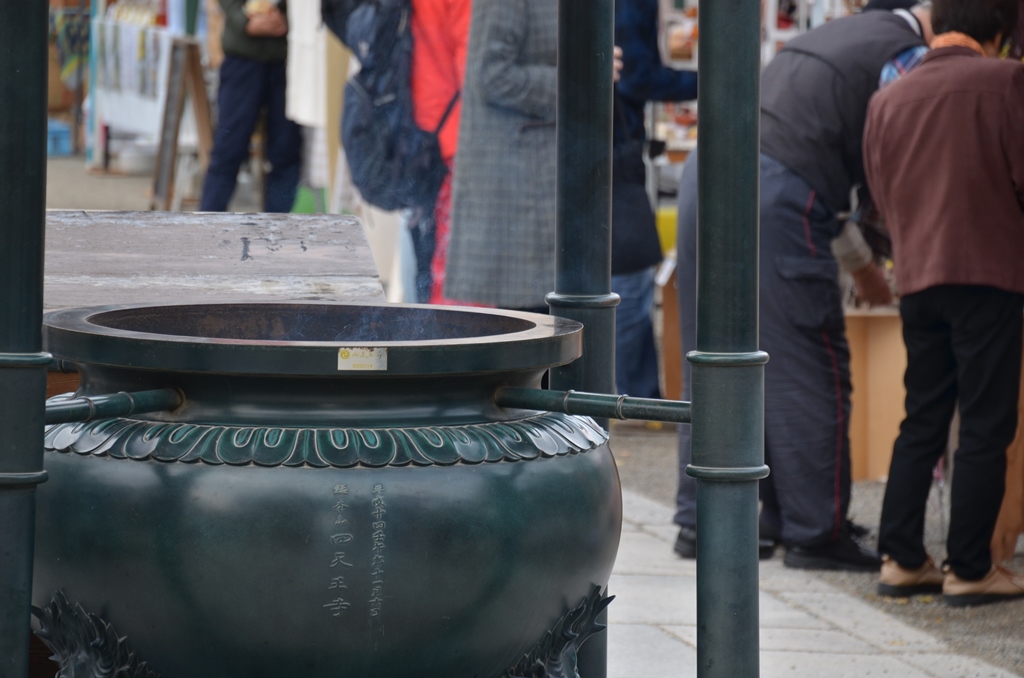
44, 412, 609, 468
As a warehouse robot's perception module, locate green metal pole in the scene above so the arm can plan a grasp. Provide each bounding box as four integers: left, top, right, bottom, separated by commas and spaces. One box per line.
686, 0, 767, 676
0, 1, 51, 676
549, 0, 616, 674
45, 388, 184, 425
549, 0, 618, 398
496, 387, 691, 424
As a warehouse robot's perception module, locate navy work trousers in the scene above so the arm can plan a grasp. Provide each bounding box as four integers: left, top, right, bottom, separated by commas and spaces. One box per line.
675, 150, 851, 548
879, 285, 1023, 580
200, 55, 301, 213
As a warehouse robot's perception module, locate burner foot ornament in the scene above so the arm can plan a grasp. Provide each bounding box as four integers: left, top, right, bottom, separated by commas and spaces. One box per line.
32, 591, 159, 678
502, 586, 613, 678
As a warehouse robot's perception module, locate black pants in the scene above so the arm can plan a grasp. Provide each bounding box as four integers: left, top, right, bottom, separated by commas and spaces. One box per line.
408, 209, 436, 303
200, 56, 302, 213
676, 151, 850, 547
879, 285, 1024, 580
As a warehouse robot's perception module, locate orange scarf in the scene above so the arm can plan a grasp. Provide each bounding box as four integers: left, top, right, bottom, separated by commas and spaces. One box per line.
931, 32, 986, 56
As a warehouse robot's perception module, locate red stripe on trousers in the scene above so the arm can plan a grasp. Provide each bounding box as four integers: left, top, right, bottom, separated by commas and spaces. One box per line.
821, 331, 844, 539
802, 190, 817, 258
803, 188, 841, 539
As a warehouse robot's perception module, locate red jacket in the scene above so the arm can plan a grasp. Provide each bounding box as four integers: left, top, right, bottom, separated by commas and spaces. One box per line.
410, 0, 471, 162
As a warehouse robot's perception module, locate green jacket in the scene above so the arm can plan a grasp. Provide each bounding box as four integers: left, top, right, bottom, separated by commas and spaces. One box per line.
219, 0, 288, 63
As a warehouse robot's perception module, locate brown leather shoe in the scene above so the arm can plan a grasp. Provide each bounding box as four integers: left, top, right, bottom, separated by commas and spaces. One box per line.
943, 566, 1024, 607
877, 555, 944, 597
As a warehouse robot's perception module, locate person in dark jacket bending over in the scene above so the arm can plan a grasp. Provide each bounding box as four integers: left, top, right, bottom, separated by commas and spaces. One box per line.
612, 0, 697, 401
674, 2, 933, 569
865, 0, 1024, 605
200, 0, 301, 213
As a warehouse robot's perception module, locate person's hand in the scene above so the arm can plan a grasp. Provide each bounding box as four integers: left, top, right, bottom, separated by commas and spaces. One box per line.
613, 46, 623, 82
850, 262, 893, 307
668, 26, 695, 60
246, 7, 288, 37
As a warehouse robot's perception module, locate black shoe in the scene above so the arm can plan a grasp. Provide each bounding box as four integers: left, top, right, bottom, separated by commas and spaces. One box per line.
759, 514, 782, 543
846, 518, 870, 539
673, 526, 776, 560
674, 526, 697, 559
758, 513, 781, 559
784, 531, 881, 572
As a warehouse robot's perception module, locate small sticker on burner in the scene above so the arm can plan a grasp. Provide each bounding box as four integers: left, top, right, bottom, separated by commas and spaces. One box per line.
337, 348, 388, 371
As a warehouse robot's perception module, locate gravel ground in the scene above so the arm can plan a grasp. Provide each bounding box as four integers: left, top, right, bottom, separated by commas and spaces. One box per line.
610, 425, 1024, 676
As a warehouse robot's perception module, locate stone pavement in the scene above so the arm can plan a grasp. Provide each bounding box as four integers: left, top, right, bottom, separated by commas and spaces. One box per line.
606, 489, 1021, 678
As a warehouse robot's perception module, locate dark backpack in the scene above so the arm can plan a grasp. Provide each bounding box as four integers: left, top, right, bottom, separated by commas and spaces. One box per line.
322, 0, 458, 212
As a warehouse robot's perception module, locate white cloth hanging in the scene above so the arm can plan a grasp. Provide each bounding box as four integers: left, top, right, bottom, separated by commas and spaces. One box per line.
285, 0, 327, 128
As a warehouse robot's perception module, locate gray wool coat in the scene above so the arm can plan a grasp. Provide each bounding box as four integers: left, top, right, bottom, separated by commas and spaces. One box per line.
444, 0, 558, 309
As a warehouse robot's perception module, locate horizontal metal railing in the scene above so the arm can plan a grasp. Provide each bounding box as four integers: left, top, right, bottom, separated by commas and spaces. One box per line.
495, 387, 691, 424
45, 388, 183, 425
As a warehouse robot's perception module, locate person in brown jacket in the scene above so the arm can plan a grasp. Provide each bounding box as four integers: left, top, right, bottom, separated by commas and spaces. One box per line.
864, 0, 1024, 606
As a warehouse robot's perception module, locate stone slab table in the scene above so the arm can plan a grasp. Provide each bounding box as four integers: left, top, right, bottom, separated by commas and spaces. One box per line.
43, 210, 383, 310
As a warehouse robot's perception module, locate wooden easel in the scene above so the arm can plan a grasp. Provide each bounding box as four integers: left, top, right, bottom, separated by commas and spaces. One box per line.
150, 38, 213, 211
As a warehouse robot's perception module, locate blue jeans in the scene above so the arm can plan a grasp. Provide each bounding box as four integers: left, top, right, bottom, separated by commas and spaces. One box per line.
612, 267, 661, 399
200, 55, 301, 213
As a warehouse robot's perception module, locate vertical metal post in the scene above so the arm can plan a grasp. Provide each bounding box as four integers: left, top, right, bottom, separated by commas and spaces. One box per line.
549, 0, 616, 675
549, 0, 618, 394
0, 2, 51, 676
686, 0, 767, 676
